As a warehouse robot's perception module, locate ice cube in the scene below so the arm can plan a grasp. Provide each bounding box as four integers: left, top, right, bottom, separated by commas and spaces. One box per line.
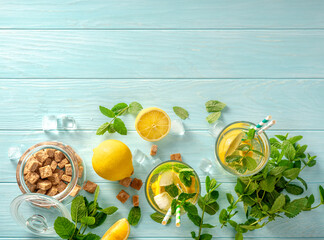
8, 144, 25, 161
61, 115, 77, 130
159, 170, 175, 186
208, 120, 225, 138
133, 149, 149, 165
42, 115, 57, 131
170, 119, 185, 136
199, 158, 213, 173
154, 192, 173, 211
152, 157, 162, 166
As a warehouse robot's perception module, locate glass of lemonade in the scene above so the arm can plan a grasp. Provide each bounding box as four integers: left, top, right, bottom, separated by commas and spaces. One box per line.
145, 161, 200, 214
215, 121, 270, 176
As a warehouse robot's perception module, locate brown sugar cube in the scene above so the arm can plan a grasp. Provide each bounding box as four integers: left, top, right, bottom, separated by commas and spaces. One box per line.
170, 153, 182, 161
43, 157, 52, 166
65, 164, 72, 176
51, 161, 58, 171
62, 174, 72, 183
130, 178, 143, 191
39, 165, 53, 179
58, 158, 69, 169
48, 173, 60, 185
133, 195, 139, 207
78, 166, 84, 178
150, 145, 158, 156
83, 181, 97, 193
37, 180, 52, 191
47, 186, 58, 196
25, 181, 36, 192
57, 181, 67, 193
34, 151, 49, 163
116, 190, 130, 204
75, 152, 83, 165
36, 189, 47, 194
119, 177, 132, 188
69, 184, 81, 197
45, 148, 55, 158
54, 150, 65, 162
54, 168, 64, 179
25, 159, 40, 172
25, 172, 40, 185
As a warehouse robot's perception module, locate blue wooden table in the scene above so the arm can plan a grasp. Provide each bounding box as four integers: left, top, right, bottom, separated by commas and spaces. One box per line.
1, 1, 324, 239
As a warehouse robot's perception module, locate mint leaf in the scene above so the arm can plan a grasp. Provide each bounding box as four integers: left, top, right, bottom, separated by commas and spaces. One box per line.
171, 199, 177, 215
93, 186, 100, 209
206, 112, 221, 123
150, 212, 171, 225
99, 206, 118, 215
200, 233, 213, 240
252, 149, 264, 156
113, 118, 127, 135
54, 217, 75, 239
71, 195, 87, 223
129, 102, 143, 115
183, 202, 198, 215
282, 140, 296, 160
205, 176, 211, 192
270, 194, 286, 213
178, 193, 196, 201
96, 122, 110, 135
319, 185, 324, 204
306, 194, 315, 209
246, 128, 256, 140
187, 213, 201, 226
269, 166, 288, 176
283, 168, 300, 180
219, 209, 228, 224
173, 106, 189, 120
99, 106, 115, 118
244, 156, 258, 171
111, 103, 128, 115
107, 124, 116, 133
286, 184, 304, 195
226, 193, 234, 205
83, 233, 101, 240
165, 184, 179, 198
205, 100, 226, 113
260, 176, 276, 192
235, 178, 245, 195
128, 207, 141, 226
284, 198, 307, 218
226, 155, 242, 163
179, 171, 193, 187
297, 177, 308, 190
237, 144, 250, 151
88, 212, 107, 229
81, 216, 96, 225
200, 200, 219, 215
275, 135, 287, 141
288, 135, 303, 144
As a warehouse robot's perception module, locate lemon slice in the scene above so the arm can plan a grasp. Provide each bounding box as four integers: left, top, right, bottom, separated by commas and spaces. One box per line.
135, 107, 171, 142
224, 131, 244, 158
101, 218, 130, 240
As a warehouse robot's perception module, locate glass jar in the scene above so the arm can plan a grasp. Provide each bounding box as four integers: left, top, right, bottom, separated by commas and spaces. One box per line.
16, 141, 86, 204
215, 121, 270, 176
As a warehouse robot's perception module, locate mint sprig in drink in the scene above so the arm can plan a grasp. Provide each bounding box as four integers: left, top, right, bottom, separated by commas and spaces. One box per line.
215, 121, 271, 176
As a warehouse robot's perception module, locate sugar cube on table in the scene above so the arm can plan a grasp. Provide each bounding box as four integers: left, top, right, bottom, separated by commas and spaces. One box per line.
116, 190, 130, 204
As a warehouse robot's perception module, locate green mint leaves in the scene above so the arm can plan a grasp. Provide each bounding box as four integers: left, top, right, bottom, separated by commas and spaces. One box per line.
128, 207, 141, 226
54, 186, 118, 240
205, 100, 226, 123
219, 134, 324, 239
173, 106, 189, 120
97, 102, 143, 136
150, 212, 171, 225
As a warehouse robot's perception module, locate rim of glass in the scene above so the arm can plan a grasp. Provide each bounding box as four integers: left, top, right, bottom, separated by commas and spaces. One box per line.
214, 121, 271, 177
16, 141, 79, 202
144, 160, 201, 215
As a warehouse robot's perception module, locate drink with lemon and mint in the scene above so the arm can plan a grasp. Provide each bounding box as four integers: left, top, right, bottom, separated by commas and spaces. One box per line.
215, 121, 270, 176
145, 161, 200, 214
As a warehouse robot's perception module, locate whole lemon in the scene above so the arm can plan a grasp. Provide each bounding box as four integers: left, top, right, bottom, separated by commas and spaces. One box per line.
92, 140, 133, 181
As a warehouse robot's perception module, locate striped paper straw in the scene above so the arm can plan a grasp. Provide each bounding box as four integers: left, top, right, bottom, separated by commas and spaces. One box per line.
258, 120, 276, 135
255, 116, 272, 130
162, 207, 172, 225
175, 205, 181, 227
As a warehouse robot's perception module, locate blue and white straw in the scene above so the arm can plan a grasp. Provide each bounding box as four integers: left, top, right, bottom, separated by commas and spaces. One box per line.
258, 120, 276, 135
255, 116, 272, 131
162, 207, 172, 225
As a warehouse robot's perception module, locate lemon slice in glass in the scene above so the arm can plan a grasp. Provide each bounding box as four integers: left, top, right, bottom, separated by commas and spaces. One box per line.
224, 131, 244, 158
135, 107, 171, 142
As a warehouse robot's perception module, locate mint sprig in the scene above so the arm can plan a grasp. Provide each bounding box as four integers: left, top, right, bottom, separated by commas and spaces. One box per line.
205, 100, 226, 123
54, 186, 118, 240
219, 134, 324, 239
97, 102, 143, 136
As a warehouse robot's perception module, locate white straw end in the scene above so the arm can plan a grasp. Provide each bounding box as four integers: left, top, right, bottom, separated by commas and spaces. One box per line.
162, 221, 167, 225
176, 223, 180, 227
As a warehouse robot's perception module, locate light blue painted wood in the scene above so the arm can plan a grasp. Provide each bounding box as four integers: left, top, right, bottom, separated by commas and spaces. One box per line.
1, 0, 324, 29
1, 31, 324, 78
1, 183, 324, 238
1, 130, 324, 184
0, 79, 323, 130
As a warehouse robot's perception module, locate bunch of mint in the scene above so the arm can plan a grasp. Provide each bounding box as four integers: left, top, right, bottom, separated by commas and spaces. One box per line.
219, 134, 324, 240
96, 102, 143, 135
54, 186, 118, 240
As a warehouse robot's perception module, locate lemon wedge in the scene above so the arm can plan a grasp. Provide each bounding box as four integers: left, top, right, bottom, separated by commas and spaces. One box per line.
101, 218, 130, 240
135, 107, 171, 142
224, 131, 244, 158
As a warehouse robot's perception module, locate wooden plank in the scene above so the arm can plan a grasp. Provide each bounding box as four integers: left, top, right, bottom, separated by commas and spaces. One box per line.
2, 130, 323, 183
0, 79, 323, 130
1, 0, 324, 29
0, 31, 324, 78
1, 183, 324, 238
